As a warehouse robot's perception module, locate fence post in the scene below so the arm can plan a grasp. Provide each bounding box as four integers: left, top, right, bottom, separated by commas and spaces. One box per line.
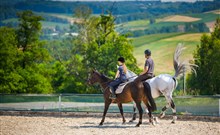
183, 66, 186, 95
59, 94, 62, 112
219, 99, 220, 117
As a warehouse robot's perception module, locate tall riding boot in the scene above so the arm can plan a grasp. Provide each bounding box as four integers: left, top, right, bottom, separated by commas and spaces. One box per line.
109, 86, 116, 99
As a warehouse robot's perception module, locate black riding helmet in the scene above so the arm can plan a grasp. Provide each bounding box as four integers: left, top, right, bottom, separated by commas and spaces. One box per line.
118, 57, 125, 63
144, 49, 151, 56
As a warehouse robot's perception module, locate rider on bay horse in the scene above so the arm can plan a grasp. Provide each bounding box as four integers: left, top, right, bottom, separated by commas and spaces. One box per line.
108, 57, 128, 99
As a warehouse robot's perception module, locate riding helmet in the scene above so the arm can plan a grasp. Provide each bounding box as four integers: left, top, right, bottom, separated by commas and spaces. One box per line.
118, 57, 125, 63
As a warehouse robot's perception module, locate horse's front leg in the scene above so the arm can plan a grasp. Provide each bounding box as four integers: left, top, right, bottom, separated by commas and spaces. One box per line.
117, 103, 126, 124
100, 101, 111, 126
129, 101, 137, 122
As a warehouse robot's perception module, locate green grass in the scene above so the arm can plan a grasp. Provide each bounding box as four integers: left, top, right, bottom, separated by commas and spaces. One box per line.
150, 21, 184, 29
131, 33, 186, 47
132, 33, 204, 74
0, 95, 218, 115
1, 95, 218, 106
187, 13, 220, 23
118, 19, 149, 30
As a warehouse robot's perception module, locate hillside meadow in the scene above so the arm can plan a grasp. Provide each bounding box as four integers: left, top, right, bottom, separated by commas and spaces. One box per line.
132, 33, 204, 75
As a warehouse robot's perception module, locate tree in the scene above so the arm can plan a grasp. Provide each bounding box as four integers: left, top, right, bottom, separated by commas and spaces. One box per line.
0, 27, 23, 93
14, 10, 52, 94
16, 10, 49, 69
50, 6, 141, 93
187, 18, 220, 95
68, 7, 139, 93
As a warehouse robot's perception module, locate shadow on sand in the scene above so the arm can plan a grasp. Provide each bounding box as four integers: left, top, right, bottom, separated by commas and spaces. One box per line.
68, 121, 152, 129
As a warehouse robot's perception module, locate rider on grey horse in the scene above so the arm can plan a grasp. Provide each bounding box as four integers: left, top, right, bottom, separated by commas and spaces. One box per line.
135, 49, 155, 82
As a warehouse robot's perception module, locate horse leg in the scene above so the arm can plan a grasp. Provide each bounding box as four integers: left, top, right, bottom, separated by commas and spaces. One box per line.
129, 101, 137, 122
170, 99, 177, 124
117, 103, 126, 124
99, 101, 111, 126
159, 104, 169, 118
144, 102, 157, 125
159, 95, 170, 118
135, 102, 143, 127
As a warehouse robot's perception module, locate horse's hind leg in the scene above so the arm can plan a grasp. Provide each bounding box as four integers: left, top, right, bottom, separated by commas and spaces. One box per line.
117, 103, 126, 124
159, 95, 170, 118
170, 99, 177, 124
99, 101, 111, 126
143, 100, 157, 125
129, 102, 137, 122
159, 104, 169, 118
135, 102, 143, 127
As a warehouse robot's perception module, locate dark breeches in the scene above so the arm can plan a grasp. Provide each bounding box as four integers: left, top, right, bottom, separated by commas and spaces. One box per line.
108, 78, 123, 90
134, 73, 154, 83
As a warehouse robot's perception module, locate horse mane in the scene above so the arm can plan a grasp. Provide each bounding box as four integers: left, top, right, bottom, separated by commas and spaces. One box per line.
101, 74, 112, 82
93, 70, 112, 82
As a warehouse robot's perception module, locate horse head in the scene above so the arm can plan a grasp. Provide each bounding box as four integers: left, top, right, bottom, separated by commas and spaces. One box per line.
87, 69, 102, 85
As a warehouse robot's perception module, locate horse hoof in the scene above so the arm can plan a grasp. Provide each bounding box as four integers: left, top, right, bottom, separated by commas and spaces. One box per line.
129, 120, 134, 123
135, 124, 140, 127
122, 120, 126, 124
160, 113, 165, 118
99, 123, 103, 126
152, 122, 156, 126
153, 117, 159, 124
171, 121, 175, 124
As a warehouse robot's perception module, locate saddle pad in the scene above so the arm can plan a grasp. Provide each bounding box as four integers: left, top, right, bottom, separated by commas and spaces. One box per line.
113, 82, 129, 94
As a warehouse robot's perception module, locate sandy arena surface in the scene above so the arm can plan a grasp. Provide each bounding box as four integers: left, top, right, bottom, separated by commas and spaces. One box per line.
0, 115, 219, 135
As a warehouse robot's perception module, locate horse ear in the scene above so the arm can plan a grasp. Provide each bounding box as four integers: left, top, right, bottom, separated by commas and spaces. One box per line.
91, 68, 95, 73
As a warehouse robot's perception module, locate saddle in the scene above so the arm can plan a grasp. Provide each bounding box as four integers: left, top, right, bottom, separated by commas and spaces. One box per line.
110, 69, 137, 94
110, 81, 130, 94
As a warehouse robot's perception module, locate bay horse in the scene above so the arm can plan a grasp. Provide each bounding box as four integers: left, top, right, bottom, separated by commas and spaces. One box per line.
87, 69, 156, 127
130, 44, 197, 123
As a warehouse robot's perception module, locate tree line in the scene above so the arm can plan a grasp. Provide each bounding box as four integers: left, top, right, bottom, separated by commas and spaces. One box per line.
128, 22, 209, 37
1, 0, 220, 23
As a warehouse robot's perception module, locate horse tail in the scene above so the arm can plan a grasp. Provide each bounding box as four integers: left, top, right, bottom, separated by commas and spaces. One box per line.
173, 43, 198, 78
143, 82, 157, 112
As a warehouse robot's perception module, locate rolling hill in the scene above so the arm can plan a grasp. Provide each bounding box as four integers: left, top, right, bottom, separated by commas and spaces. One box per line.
132, 33, 204, 75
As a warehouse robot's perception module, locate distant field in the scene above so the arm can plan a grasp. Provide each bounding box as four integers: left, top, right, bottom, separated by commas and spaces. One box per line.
40, 21, 69, 29
118, 12, 219, 33
187, 13, 220, 23
132, 33, 204, 75
117, 20, 149, 31
161, 15, 201, 22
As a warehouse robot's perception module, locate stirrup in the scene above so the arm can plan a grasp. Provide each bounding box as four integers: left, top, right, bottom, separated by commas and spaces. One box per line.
109, 94, 116, 99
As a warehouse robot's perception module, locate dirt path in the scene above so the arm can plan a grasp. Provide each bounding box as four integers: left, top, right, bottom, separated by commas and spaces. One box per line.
0, 115, 219, 135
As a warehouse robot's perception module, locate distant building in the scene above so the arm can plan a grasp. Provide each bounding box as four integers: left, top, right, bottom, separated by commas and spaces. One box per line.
64, 32, 79, 36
